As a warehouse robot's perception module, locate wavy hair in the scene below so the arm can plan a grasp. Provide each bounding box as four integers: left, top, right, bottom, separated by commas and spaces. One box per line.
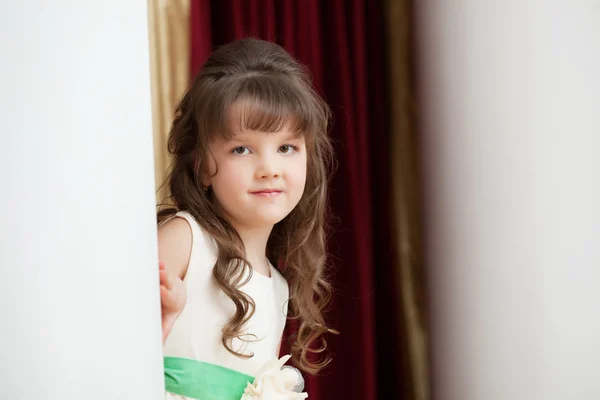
158, 38, 337, 374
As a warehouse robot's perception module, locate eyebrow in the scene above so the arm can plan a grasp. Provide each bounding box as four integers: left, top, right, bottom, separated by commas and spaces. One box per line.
227, 131, 304, 142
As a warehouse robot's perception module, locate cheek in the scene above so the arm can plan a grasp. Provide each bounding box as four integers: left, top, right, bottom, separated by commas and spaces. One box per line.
213, 160, 249, 194
290, 155, 308, 190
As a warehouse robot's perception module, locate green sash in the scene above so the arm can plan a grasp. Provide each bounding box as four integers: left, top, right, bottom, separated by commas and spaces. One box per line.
164, 357, 254, 399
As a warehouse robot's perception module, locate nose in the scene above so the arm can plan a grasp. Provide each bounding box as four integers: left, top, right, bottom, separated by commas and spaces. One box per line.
255, 153, 281, 179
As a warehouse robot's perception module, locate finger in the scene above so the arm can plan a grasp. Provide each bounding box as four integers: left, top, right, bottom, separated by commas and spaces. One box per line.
160, 285, 174, 308
159, 269, 172, 290
159, 260, 165, 271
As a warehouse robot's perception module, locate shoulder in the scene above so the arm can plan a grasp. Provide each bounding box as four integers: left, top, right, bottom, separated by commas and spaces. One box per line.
157, 214, 193, 279
158, 211, 219, 279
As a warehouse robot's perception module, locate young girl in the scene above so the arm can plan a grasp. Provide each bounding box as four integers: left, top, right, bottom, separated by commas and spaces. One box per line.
157, 38, 336, 399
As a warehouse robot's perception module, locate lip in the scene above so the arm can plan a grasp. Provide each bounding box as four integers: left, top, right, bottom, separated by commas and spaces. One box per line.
250, 189, 283, 197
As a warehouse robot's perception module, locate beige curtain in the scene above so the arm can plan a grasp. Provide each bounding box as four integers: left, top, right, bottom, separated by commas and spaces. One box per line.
385, 1, 430, 399
148, 0, 191, 203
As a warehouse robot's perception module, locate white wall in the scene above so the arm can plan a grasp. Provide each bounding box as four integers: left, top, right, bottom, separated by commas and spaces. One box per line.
417, 2, 600, 399
0, 2, 163, 399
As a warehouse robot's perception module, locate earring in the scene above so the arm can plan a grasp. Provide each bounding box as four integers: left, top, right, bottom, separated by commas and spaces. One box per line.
202, 184, 210, 193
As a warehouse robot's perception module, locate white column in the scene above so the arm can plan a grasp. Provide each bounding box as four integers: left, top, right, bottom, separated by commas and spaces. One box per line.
0, 2, 163, 399
416, 2, 600, 399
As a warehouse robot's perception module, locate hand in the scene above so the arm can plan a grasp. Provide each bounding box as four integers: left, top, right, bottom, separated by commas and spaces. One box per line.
159, 260, 186, 342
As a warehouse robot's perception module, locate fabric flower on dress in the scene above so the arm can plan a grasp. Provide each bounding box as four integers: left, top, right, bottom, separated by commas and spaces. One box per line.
240, 355, 308, 400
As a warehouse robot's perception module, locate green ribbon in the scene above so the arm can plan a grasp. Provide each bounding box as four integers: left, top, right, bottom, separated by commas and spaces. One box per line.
164, 356, 255, 400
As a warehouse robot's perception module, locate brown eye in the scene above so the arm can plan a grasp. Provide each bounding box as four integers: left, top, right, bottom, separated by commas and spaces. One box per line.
232, 146, 250, 155
279, 145, 297, 154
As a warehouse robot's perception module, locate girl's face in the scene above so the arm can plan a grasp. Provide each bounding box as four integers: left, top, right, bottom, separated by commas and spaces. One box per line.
204, 113, 307, 232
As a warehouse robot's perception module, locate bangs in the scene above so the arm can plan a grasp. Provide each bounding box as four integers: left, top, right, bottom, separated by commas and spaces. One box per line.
203, 74, 325, 143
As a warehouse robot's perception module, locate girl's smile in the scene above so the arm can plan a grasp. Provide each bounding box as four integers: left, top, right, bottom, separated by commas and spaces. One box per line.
249, 188, 283, 197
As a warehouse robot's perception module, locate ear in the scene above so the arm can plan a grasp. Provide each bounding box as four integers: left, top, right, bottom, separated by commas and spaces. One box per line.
194, 157, 213, 188
200, 172, 210, 188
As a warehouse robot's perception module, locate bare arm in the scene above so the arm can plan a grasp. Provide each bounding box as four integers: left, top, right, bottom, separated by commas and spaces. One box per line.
158, 217, 192, 279
158, 217, 192, 343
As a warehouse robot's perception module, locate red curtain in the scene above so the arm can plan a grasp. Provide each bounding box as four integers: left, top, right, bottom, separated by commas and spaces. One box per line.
190, 1, 390, 398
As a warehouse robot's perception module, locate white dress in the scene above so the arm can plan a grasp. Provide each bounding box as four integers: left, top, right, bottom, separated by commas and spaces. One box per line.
163, 211, 289, 399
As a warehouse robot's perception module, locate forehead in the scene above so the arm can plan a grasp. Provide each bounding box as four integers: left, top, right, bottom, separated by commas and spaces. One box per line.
223, 100, 305, 139
199, 71, 324, 148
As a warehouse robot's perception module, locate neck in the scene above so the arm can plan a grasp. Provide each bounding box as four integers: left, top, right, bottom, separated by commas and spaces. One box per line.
234, 224, 273, 276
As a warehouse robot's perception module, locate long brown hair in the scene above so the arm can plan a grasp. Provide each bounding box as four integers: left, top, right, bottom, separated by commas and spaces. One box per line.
158, 38, 336, 374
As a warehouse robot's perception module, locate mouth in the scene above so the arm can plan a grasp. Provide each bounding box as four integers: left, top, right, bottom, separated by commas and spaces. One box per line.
250, 189, 283, 198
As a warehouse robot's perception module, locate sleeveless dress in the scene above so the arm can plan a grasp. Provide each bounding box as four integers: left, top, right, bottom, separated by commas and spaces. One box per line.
163, 211, 290, 400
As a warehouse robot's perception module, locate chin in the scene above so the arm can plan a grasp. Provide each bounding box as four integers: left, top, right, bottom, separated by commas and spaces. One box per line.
250, 211, 290, 227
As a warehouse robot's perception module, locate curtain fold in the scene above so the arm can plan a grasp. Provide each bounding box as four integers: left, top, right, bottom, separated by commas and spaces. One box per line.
148, 0, 191, 202
384, 0, 430, 399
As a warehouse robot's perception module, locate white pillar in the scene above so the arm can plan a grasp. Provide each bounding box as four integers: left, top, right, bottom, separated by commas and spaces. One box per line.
416, 2, 600, 399
0, 2, 163, 399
